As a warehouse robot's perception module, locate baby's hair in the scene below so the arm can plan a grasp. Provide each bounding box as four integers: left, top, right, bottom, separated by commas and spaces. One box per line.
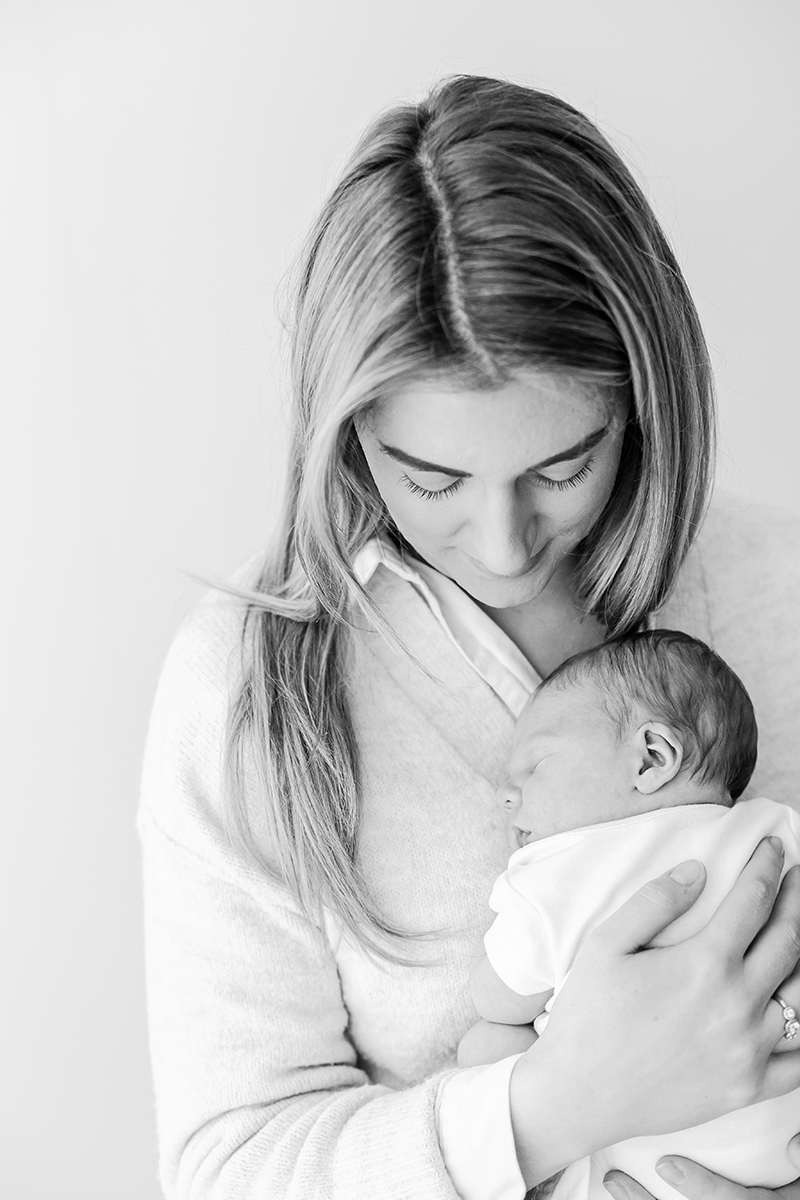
539, 630, 758, 800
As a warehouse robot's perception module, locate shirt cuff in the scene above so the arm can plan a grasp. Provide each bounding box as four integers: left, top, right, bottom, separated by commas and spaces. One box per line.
435, 1055, 528, 1200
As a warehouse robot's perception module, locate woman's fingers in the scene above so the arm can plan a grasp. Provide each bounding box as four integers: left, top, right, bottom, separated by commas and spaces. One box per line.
655, 1158, 763, 1200
590, 860, 706, 956
763, 1042, 800, 1101
702, 838, 785, 957
605, 1158, 800, 1200
602, 1137, 800, 1200
770, 984, 800, 1053
746, 865, 800, 1000
765, 972, 800, 1054
604, 1170, 656, 1200
656, 1156, 800, 1200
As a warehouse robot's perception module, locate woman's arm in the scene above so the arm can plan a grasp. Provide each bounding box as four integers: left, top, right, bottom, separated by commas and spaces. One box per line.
139, 600, 465, 1200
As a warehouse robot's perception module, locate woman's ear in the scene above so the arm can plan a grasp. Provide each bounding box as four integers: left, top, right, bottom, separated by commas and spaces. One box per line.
633, 722, 683, 795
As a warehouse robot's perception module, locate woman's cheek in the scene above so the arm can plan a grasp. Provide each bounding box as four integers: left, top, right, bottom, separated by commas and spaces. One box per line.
373, 475, 420, 530
546, 473, 616, 543
545, 482, 602, 530
387, 488, 456, 541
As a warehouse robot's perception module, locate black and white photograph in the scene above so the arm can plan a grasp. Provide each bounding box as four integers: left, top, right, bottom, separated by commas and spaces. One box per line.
3, 3, 799, 1197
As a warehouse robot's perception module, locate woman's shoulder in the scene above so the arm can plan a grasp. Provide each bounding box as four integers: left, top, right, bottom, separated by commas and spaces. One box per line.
137, 554, 263, 865
688, 493, 800, 636
695, 492, 800, 584
657, 490, 800, 681
673, 494, 800, 805
150, 557, 261, 737
677, 491, 798, 627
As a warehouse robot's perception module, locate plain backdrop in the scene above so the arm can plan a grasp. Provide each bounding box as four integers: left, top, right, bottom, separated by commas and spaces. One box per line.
2, 2, 798, 1195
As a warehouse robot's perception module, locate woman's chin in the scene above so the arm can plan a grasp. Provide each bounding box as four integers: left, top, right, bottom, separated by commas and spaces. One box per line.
453, 565, 554, 610
448, 550, 563, 609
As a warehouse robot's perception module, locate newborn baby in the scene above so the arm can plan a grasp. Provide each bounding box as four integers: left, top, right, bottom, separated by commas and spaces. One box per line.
457, 629, 800, 1200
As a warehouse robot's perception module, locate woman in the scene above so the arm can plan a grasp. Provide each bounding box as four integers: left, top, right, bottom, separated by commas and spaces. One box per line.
139, 76, 800, 1199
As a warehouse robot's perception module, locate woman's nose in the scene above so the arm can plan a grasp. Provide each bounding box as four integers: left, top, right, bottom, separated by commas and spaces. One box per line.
473, 489, 535, 577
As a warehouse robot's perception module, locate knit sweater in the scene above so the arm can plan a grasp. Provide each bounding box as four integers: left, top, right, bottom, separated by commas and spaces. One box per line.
138, 499, 800, 1199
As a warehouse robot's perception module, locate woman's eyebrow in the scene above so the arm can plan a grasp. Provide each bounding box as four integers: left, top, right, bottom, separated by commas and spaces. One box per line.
378, 423, 610, 477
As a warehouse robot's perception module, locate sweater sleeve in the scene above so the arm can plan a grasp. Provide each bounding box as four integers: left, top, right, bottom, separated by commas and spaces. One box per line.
138, 598, 462, 1200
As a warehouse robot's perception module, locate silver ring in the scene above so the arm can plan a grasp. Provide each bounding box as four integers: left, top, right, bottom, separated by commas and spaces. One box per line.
775, 993, 800, 1041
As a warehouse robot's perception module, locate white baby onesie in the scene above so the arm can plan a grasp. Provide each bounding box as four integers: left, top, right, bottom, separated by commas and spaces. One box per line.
484, 798, 800, 1200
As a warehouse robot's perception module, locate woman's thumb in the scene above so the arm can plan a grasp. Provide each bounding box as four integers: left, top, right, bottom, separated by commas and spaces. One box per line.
592, 860, 707, 954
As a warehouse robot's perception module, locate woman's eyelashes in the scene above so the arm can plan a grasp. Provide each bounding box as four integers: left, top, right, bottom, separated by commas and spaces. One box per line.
400, 474, 465, 501
535, 459, 594, 491
400, 458, 595, 501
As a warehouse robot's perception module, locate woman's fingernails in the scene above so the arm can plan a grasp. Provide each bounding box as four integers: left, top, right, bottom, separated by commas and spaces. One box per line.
656, 1159, 685, 1185
603, 1176, 630, 1200
768, 836, 785, 856
669, 860, 702, 885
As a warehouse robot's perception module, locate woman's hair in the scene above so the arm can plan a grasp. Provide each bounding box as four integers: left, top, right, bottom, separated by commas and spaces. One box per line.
225, 75, 716, 958
539, 630, 758, 802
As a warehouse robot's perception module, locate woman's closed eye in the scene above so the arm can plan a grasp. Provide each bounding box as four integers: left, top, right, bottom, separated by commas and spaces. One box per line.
400, 474, 465, 501
535, 458, 595, 491
400, 457, 595, 501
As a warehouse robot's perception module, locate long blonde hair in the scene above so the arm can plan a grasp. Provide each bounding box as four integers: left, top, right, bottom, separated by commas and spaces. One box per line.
225, 76, 715, 959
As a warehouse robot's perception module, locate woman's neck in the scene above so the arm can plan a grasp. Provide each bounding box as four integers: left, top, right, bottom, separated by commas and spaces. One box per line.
477, 558, 607, 679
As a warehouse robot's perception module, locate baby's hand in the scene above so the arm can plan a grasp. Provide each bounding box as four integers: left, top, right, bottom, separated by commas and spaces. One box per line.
457, 1018, 538, 1068
470, 947, 552, 1024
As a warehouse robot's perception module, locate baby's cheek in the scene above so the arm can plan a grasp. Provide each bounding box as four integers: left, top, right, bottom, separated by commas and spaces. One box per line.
549, 787, 595, 837
527, 797, 569, 840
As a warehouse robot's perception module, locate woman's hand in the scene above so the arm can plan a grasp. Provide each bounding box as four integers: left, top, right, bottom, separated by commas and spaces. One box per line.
509, 840, 800, 1189
603, 1134, 800, 1200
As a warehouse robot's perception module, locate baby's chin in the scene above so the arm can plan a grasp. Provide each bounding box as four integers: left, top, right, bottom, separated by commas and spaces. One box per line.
511, 827, 541, 850
511, 822, 579, 848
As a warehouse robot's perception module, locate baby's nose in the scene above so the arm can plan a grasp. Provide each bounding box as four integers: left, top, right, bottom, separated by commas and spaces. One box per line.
496, 780, 520, 809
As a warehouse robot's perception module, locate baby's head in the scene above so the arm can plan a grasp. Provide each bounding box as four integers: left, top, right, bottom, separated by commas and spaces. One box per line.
504, 630, 758, 848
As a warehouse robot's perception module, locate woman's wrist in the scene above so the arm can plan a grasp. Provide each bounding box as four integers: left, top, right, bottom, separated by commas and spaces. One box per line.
508, 1042, 591, 1188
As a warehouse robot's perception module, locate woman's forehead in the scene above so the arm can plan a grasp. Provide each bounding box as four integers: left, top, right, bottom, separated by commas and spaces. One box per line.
367, 370, 617, 472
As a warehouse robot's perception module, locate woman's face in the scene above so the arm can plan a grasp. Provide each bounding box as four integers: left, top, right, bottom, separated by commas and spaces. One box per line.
355, 368, 628, 609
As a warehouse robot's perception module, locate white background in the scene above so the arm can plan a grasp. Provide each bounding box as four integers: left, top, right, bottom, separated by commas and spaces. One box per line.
2, 2, 798, 1195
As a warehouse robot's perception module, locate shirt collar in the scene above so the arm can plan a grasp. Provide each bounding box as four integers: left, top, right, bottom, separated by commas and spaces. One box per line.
354, 537, 540, 716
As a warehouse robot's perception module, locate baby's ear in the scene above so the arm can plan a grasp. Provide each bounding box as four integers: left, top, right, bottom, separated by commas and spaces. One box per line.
633, 722, 683, 795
